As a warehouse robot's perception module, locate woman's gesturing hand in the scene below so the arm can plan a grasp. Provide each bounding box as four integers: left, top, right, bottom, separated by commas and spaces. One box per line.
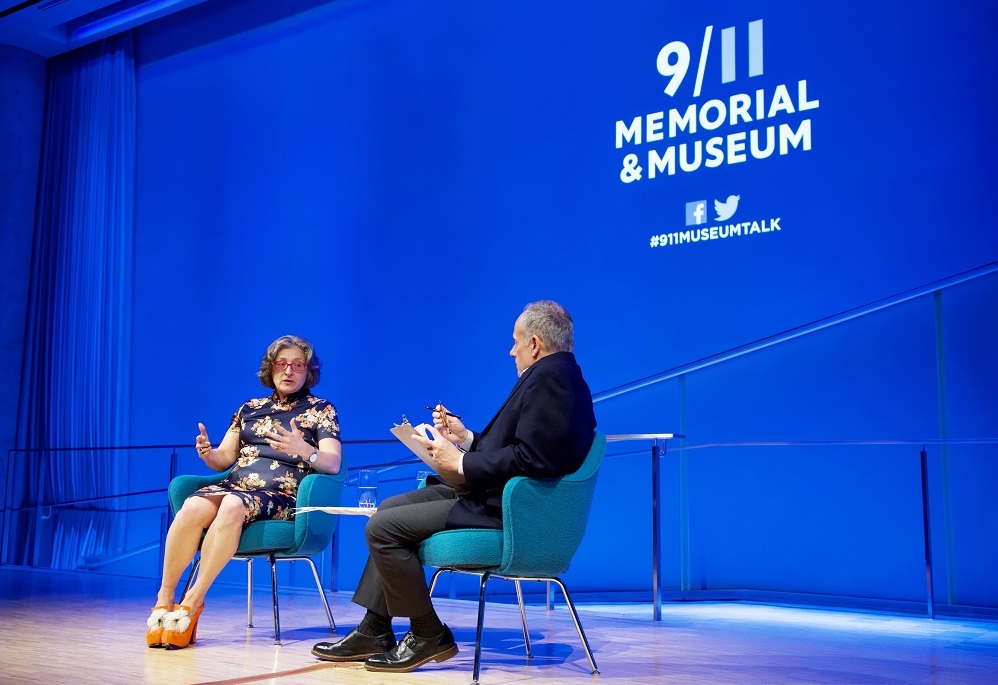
267, 418, 311, 459
195, 422, 212, 459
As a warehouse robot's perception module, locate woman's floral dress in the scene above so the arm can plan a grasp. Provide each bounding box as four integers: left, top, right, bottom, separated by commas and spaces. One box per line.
191, 388, 340, 523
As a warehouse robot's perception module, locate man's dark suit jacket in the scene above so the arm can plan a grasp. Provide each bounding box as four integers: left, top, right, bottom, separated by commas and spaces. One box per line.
444, 350, 596, 530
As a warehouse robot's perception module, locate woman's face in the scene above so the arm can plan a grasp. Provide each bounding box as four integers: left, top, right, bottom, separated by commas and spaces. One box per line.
271, 346, 308, 399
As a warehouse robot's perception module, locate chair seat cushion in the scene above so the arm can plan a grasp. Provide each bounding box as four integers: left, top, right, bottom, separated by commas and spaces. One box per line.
419, 529, 503, 569
236, 520, 296, 555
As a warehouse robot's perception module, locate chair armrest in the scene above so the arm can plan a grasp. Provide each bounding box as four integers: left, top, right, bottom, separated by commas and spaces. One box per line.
291, 471, 346, 556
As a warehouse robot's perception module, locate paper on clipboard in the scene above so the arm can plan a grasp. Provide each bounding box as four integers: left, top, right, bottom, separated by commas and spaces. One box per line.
294, 506, 377, 517
390, 418, 437, 471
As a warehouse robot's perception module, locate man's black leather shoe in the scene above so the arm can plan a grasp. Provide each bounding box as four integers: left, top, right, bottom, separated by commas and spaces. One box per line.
312, 628, 397, 662
364, 625, 459, 673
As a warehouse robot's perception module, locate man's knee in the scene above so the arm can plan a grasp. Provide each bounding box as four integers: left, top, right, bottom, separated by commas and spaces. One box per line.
364, 511, 394, 547
378, 489, 420, 511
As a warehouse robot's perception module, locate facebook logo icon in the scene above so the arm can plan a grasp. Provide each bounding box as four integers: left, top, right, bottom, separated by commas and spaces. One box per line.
685, 200, 707, 226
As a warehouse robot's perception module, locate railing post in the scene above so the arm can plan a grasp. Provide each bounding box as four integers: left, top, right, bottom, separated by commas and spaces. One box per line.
328, 519, 338, 593
168, 448, 178, 496
32, 446, 47, 567
161, 448, 178, 576
158, 510, 167, 579
652, 438, 662, 621
1, 448, 12, 566
919, 446, 935, 619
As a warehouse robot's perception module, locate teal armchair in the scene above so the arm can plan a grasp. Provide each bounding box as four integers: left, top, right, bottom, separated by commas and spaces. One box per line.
418, 431, 606, 684
169, 464, 346, 645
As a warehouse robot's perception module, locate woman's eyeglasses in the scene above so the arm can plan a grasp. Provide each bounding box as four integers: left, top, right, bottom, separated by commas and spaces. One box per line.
273, 359, 307, 373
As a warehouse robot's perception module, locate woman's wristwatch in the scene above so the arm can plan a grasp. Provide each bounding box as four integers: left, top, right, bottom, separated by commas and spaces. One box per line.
308, 450, 318, 464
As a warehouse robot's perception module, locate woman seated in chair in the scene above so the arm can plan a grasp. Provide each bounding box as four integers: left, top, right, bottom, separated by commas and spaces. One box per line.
147, 334, 342, 649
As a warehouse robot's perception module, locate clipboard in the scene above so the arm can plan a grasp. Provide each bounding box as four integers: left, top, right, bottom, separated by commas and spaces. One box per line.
390, 416, 437, 471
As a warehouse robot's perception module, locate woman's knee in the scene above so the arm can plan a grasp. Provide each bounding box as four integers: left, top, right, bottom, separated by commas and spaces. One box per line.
175, 496, 216, 529
215, 495, 248, 526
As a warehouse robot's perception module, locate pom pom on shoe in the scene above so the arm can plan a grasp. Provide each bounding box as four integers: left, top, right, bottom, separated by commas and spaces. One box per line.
147, 607, 168, 630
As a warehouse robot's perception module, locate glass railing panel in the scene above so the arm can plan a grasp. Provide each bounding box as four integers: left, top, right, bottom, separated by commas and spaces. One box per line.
1, 268, 993, 613
933, 442, 998, 609
2, 446, 179, 574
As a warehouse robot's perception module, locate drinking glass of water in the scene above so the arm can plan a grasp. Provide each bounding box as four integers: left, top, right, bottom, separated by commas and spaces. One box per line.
358, 469, 378, 508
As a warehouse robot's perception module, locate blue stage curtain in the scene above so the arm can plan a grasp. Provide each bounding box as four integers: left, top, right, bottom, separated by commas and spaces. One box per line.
10, 34, 136, 569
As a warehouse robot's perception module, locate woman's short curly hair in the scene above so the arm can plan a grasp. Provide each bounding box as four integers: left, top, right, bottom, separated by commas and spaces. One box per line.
257, 335, 321, 390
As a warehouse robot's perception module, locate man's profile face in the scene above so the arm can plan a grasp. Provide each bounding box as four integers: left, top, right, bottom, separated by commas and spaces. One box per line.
509, 315, 534, 377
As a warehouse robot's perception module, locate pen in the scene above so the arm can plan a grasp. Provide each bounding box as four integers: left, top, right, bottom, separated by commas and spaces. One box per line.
424, 405, 462, 420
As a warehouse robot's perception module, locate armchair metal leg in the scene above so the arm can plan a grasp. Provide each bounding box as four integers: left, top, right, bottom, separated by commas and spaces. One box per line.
244, 558, 254, 627
260, 556, 338, 644
184, 556, 256, 629
472, 571, 491, 685
181, 558, 200, 600
513, 580, 532, 658
426, 568, 596, 680
268, 553, 282, 645
549, 577, 599, 675
428, 567, 448, 596
299, 555, 336, 633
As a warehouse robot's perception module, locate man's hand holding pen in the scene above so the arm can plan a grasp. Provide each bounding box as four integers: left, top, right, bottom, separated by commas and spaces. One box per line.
411, 424, 465, 486
430, 403, 469, 446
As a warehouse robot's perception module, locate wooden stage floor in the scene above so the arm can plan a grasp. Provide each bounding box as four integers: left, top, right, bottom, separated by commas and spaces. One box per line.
1, 567, 996, 684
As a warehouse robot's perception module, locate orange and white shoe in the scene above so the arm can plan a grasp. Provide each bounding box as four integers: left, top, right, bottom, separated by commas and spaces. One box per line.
162, 604, 204, 649
146, 606, 169, 647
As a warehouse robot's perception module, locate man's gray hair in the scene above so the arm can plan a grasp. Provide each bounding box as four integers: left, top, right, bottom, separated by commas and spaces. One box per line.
520, 300, 574, 353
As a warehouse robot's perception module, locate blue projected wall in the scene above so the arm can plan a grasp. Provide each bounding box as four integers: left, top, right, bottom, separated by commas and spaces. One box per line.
132, 0, 998, 435
130, 0, 998, 605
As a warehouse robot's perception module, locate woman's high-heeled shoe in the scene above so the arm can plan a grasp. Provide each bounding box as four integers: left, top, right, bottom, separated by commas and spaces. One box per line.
162, 603, 204, 649
146, 606, 169, 647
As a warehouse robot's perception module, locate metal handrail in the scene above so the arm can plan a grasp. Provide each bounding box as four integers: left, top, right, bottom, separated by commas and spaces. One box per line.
664, 437, 998, 451
592, 260, 998, 403
0, 439, 400, 568
4, 436, 995, 619
3, 438, 397, 455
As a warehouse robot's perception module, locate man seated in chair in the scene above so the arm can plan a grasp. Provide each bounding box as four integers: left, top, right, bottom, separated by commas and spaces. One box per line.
312, 300, 596, 673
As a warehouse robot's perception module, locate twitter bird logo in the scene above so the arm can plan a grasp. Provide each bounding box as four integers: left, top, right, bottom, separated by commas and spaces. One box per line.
714, 195, 740, 221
